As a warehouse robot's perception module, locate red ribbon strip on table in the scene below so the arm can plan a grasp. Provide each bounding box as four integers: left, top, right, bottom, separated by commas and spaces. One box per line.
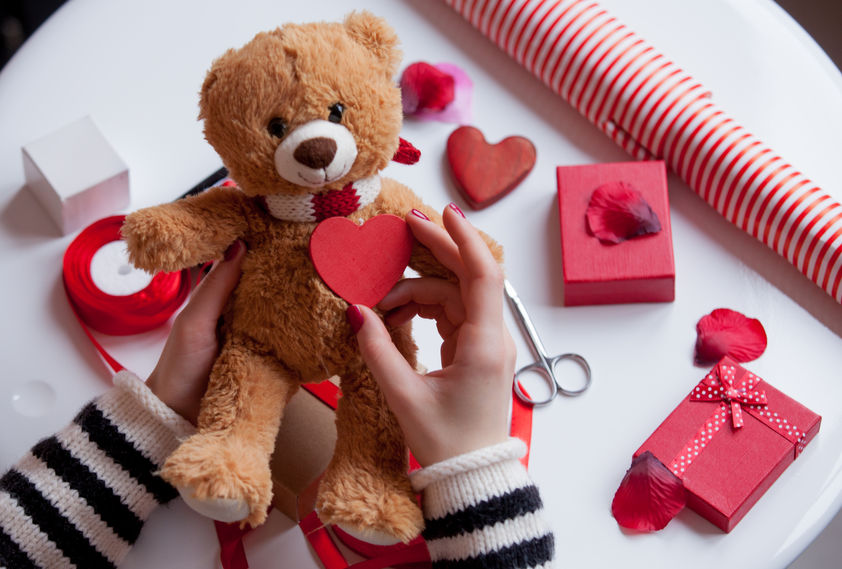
668, 360, 806, 479
62, 215, 191, 373
217, 379, 534, 569
446, 0, 842, 303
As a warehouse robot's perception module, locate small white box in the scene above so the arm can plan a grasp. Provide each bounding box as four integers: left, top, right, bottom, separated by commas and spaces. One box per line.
23, 116, 130, 235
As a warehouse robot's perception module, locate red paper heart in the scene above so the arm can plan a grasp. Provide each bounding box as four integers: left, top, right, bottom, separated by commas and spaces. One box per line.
446, 125, 536, 210
309, 214, 413, 307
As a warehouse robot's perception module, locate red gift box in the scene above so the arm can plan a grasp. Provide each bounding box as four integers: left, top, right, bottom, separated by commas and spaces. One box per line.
630, 357, 821, 532
556, 161, 675, 306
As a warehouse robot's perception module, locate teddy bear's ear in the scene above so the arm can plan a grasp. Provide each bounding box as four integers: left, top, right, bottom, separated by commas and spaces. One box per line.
344, 11, 401, 77
198, 49, 235, 120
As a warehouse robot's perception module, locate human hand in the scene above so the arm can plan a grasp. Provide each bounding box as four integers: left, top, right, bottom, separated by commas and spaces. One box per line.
347, 204, 516, 467
146, 240, 246, 424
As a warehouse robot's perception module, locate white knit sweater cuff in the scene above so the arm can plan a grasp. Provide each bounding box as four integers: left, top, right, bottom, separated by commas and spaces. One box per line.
101, 371, 197, 468
410, 438, 527, 493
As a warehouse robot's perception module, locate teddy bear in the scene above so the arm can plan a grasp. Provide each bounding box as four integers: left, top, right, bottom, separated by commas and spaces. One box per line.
121, 12, 502, 543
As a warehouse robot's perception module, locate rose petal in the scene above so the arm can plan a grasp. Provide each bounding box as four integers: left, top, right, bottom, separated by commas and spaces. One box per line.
400, 62, 455, 114
585, 181, 662, 244
694, 308, 767, 366
611, 451, 686, 532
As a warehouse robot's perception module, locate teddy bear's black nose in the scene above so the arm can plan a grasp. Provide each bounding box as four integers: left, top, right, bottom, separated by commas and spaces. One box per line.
293, 137, 338, 170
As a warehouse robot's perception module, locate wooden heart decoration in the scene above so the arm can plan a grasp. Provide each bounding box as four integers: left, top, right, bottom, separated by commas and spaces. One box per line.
309, 214, 413, 307
446, 125, 537, 210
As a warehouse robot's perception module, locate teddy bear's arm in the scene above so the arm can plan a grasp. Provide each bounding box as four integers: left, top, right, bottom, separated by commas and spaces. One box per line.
122, 187, 250, 273
376, 178, 504, 280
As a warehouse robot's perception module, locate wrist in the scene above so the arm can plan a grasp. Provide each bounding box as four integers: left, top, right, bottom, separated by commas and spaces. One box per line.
418, 431, 510, 467
146, 367, 203, 425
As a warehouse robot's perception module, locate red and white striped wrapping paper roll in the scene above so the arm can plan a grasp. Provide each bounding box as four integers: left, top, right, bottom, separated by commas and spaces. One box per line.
445, 0, 842, 302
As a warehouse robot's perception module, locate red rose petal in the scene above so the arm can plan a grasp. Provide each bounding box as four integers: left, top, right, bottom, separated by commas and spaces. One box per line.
694, 308, 767, 366
611, 451, 686, 532
585, 181, 662, 244
400, 62, 455, 114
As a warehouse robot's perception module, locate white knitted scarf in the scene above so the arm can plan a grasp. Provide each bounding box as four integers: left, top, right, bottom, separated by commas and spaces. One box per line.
263, 175, 381, 223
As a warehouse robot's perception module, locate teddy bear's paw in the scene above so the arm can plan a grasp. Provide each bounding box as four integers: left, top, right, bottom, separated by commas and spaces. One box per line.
161, 436, 273, 527
333, 522, 402, 546
177, 487, 250, 523
316, 481, 424, 544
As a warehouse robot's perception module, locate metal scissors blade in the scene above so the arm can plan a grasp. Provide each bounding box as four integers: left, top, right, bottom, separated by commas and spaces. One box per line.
504, 279, 592, 406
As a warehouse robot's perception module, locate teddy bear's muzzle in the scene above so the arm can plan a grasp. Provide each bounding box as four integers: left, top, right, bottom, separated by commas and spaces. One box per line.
275, 119, 358, 188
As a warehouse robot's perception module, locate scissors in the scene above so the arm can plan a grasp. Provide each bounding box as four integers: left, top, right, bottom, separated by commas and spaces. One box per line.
504, 279, 592, 406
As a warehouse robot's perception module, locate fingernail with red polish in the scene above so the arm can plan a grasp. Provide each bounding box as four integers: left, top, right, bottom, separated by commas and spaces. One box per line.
224, 240, 243, 261
410, 208, 430, 221
346, 305, 364, 333
448, 202, 466, 218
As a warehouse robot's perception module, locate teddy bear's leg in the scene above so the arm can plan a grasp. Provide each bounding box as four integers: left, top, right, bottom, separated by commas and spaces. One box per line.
161, 341, 295, 527
316, 327, 424, 543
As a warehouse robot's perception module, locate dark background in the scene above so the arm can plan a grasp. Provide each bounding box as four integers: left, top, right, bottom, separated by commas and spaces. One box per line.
1, 1, 841, 72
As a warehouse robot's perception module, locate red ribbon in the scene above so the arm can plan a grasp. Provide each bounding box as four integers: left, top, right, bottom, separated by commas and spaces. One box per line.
214, 521, 251, 569
63, 215, 191, 373
689, 361, 767, 428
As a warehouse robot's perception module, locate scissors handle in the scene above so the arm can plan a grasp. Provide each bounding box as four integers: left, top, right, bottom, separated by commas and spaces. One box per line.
513, 361, 558, 407
550, 353, 592, 395
513, 353, 592, 406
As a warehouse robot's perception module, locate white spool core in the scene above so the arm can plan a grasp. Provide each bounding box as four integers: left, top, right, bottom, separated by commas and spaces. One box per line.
89, 241, 154, 296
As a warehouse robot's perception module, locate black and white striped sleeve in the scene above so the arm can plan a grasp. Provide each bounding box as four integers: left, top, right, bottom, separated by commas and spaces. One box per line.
0, 370, 195, 569
411, 439, 554, 569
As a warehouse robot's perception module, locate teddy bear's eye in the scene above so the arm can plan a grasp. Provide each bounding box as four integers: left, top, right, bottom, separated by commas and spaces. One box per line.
328, 103, 345, 124
267, 117, 288, 138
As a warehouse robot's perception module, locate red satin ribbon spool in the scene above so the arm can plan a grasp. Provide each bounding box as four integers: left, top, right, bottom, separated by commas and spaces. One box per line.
63, 215, 191, 371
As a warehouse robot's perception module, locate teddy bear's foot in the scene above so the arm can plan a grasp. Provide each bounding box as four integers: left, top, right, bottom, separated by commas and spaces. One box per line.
333, 522, 403, 546
161, 433, 273, 527
315, 472, 424, 544
177, 489, 250, 523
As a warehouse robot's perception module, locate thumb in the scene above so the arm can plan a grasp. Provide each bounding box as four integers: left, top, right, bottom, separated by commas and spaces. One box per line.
347, 305, 417, 400
184, 240, 246, 320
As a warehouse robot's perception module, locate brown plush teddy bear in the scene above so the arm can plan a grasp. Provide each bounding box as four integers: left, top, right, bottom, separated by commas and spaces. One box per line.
121, 12, 501, 543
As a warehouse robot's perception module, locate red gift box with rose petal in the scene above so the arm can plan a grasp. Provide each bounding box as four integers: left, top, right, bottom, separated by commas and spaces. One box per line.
556, 160, 675, 306
634, 357, 820, 532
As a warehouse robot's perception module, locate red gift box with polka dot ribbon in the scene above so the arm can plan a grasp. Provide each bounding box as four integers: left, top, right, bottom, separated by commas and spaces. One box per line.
632, 357, 820, 532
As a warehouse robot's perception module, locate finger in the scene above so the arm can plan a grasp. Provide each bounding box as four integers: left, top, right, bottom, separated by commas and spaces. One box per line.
379, 278, 466, 324
382, 303, 417, 328
441, 207, 505, 326
405, 210, 466, 280
348, 305, 420, 411
441, 205, 501, 283
182, 240, 246, 321
383, 303, 459, 339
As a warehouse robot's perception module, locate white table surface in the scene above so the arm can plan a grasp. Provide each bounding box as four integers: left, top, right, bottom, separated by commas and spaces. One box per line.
2, 1, 842, 568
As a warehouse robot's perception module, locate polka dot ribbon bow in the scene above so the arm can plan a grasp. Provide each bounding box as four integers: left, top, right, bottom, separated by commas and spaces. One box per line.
670, 359, 809, 479
690, 362, 767, 428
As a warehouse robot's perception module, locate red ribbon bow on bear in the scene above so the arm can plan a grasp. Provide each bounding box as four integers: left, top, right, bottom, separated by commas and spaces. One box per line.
689, 361, 767, 428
